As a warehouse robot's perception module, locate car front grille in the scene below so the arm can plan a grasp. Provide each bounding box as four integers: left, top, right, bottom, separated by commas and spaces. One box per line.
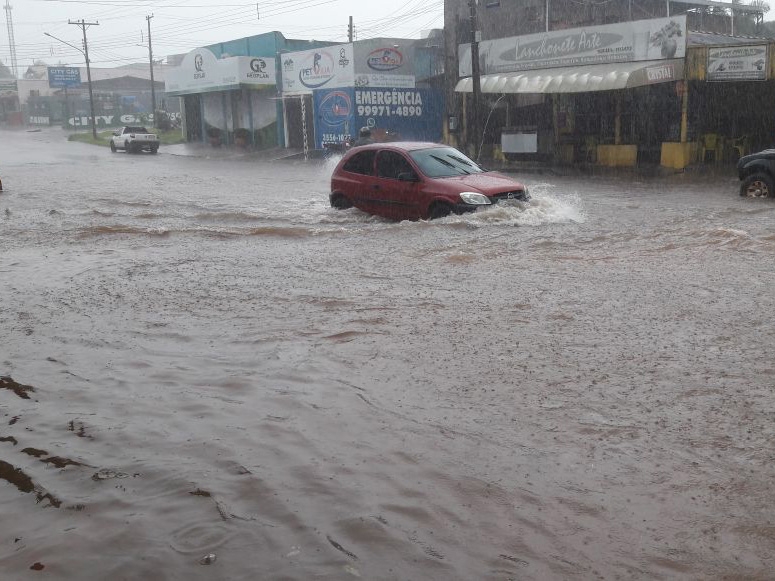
491, 190, 527, 202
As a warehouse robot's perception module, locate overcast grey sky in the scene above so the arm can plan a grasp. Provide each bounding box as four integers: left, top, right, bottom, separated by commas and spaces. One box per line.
2, 0, 443, 72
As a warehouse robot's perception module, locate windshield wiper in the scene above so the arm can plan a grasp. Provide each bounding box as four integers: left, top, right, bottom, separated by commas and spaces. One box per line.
429, 155, 470, 175
448, 154, 481, 172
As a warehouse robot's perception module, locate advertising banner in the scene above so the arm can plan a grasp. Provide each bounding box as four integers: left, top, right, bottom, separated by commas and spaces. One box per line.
166, 48, 275, 95
47, 67, 81, 88
353, 39, 416, 76
282, 44, 354, 95
313, 87, 356, 149
353, 88, 442, 144
459, 16, 687, 76
708, 45, 768, 81
354, 74, 415, 89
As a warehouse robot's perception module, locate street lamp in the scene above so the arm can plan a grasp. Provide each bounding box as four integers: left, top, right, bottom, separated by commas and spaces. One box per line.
44, 31, 98, 139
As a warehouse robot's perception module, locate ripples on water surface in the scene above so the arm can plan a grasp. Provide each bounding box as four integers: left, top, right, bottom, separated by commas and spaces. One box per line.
2, 130, 775, 579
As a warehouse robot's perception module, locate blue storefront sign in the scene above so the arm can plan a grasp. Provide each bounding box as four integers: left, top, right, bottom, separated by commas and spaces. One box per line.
313, 88, 355, 149
47, 67, 81, 88
313, 87, 443, 149
353, 88, 443, 144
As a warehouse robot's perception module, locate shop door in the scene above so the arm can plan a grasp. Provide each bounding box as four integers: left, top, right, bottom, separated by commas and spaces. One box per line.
183, 94, 203, 142
284, 96, 314, 150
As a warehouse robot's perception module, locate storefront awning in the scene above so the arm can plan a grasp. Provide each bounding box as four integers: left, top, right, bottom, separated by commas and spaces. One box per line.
455, 59, 684, 94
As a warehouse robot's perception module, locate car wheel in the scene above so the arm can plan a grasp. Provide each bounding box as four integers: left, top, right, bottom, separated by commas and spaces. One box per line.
330, 193, 352, 210
110, 141, 117, 153
740, 173, 775, 198
150, 146, 158, 154
428, 202, 452, 220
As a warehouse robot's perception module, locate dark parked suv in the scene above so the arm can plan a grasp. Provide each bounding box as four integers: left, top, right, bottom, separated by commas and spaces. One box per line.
737, 149, 775, 198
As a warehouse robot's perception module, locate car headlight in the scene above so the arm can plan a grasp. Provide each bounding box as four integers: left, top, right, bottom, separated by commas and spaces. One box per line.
459, 192, 491, 205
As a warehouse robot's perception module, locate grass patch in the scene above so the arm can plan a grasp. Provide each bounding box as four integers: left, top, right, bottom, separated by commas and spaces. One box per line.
67, 131, 111, 147
67, 128, 185, 147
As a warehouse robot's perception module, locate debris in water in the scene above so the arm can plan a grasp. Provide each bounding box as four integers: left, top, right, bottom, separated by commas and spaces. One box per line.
30, 562, 44, 571
189, 488, 211, 497
0, 376, 35, 399
327, 535, 358, 560
42, 456, 85, 469
0, 460, 61, 507
92, 469, 129, 481
21, 448, 48, 458
199, 553, 217, 565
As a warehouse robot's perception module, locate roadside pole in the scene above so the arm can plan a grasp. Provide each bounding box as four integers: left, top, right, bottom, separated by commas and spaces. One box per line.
68, 19, 99, 140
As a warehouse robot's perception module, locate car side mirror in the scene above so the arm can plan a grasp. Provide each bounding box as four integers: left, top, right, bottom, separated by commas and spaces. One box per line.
398, 172, 418, 182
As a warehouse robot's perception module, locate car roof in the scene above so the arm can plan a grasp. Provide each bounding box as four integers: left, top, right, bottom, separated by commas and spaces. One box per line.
352, 141, 445, 152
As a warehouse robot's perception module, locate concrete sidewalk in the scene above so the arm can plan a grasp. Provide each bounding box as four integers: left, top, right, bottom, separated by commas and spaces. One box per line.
164, 142, 305, 162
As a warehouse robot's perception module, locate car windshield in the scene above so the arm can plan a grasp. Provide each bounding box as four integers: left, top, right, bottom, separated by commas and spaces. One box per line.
408, 147, 485, 178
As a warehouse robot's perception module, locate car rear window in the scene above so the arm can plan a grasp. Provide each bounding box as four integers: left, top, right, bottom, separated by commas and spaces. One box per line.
343, 151, 376, 175
127, 126, 149, 133
376, 151, 415, 180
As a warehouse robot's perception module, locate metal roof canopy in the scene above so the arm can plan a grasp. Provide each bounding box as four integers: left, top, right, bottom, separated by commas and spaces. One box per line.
455, 59, 685, 94
674, 0, 764, 14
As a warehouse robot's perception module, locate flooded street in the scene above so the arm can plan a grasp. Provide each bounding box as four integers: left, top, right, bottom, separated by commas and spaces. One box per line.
2, 128, 775, 579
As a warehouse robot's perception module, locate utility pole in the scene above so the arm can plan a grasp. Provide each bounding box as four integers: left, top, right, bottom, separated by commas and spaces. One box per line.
348, 16, 353, 42
469, 0, 481, 157
69, 19, 98, 140
146, 14, 157, 126
3, 2, 18, 78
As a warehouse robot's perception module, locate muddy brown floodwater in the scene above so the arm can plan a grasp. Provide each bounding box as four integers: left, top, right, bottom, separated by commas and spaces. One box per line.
1, 128, 775, 580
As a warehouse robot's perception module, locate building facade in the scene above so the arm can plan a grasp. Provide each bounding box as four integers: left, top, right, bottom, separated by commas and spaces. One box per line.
445, 0, 771, 167
18, 63, 173, 129
165, 32, 337, 148
280, 36, 445, 151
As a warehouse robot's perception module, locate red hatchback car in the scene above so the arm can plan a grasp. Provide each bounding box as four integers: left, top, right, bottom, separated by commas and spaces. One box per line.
330, 142, 529, 220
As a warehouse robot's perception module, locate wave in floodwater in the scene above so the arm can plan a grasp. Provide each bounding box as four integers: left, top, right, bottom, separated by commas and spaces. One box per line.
76, 224, 318, 239
68, 182, 583, 239
441, 185, 586, 227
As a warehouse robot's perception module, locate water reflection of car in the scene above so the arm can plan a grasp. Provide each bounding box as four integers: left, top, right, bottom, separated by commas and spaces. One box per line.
330, 142, 530, 220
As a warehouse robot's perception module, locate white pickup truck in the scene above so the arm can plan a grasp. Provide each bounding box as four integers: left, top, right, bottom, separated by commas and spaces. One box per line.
110, 126, 160, 154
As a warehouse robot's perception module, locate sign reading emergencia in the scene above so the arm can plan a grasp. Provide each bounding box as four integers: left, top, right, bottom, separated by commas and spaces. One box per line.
165, 47, 276, 95
459, 16, 687, 76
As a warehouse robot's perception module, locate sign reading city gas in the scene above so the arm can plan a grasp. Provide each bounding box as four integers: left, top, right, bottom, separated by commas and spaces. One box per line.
47, 67, 81, 88
165, 47, 276, 96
